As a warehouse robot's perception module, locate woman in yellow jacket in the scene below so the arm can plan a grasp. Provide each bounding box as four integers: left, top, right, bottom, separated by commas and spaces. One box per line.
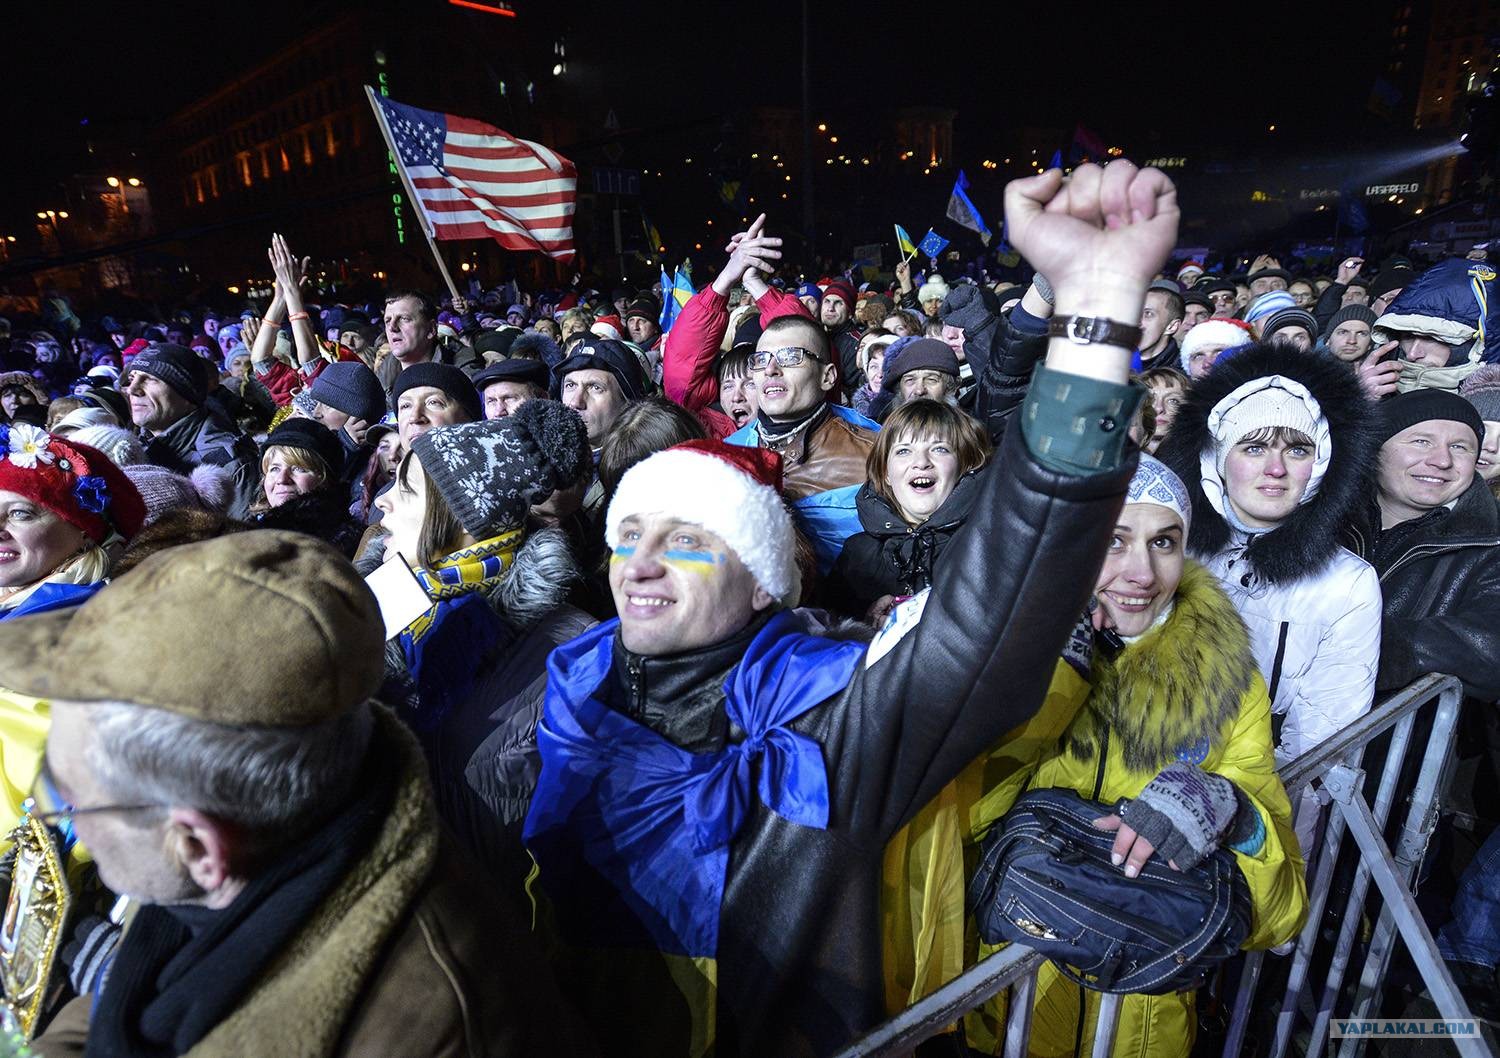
1004, 454, 1308, 1058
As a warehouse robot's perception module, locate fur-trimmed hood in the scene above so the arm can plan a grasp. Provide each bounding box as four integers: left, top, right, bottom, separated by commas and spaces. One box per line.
1067, 561, 1257, 773
1157, 342, 1379, 586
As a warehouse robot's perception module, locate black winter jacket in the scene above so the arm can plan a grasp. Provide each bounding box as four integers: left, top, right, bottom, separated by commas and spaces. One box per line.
140, 405, 260, 518
546, 421, 1135, 1058
973, 308, 1048, 440
1344, 479, 1500, 702
826, 471, 983, 615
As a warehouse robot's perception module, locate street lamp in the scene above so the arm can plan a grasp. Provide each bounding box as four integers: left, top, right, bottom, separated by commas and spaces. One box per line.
127, 178, 141, 187
106, 176, 121, 188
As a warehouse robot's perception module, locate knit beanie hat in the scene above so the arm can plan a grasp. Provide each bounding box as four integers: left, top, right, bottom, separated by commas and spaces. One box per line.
126, 342, 208, 404
605, 438, 800, 605
794, 283, 822, 305
52, 407, 119, 434
1179, 319, 1254, 372
1204, 374, 1332, 523
68, 425, 145, 467
917, 276, 950, 305
1325, 304, 1378, 333
222, 342, 250, 372
0, 426, 146, 543
1261, 307, 1319, 341
262, 418, 345, 476
822, 279, 856, 310
410, 398, 591, 541
1369, 268, 1415, 301
880, 337, 961, 392
1376, 389, 1484, 447
1459, 364, 1500, 422
1245, 290, 1297, 327
309, 361, 387, 424
123, 464, 233, 526
391, 362, 482, 423
1126, 455, 1192, 535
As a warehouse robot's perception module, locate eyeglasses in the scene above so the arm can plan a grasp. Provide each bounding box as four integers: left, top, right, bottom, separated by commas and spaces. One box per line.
748, 347, 822, 372
26, 763, 165, 830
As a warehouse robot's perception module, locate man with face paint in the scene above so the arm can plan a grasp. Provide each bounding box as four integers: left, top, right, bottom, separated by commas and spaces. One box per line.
524, 160, 1175, 1057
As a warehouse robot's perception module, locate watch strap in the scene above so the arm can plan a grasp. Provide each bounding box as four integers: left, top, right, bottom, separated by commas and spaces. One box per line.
1047, 314, 1143, 351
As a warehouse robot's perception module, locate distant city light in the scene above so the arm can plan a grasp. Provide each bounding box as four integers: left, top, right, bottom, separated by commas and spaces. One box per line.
106, 176, 120, 188
127, 178, 142, 187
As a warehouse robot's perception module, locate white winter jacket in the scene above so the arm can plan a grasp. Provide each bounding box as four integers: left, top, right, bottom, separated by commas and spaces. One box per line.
1203, 539, 1382, 764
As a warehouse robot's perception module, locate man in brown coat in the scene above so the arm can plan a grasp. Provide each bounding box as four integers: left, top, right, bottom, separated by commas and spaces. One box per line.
737, 314, 876, 500
2, 531, 589, 1057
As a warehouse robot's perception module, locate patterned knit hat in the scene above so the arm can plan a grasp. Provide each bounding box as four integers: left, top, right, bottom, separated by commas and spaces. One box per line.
1126, 455, 1192, 535
605, 439, 799, 604
410, 398, 591, 540
0, 425, 146, 543
1245, 290, 1297, 327
122, 464, 234, 526
67, 425, 145, 467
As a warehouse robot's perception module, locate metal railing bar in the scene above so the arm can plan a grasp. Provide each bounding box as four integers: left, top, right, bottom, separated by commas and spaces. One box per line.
1280, 674, 1457, 791
831, 946, 1048, 1057
1002, 970, 1037, 1058
1323, 764, 1489, 1058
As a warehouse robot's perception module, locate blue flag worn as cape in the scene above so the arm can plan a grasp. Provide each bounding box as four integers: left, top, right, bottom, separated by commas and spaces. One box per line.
524, 611, 865, 957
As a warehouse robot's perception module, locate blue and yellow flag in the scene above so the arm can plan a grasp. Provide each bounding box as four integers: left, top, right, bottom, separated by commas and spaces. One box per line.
660, 265, 695, 334
895, 224, 917, 259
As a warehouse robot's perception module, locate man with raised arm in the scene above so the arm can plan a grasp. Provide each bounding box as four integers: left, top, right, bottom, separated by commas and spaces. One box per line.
523, 161, 1177, 1058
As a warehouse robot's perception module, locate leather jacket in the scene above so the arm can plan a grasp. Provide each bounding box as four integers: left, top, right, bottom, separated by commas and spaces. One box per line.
760, 406, 877, 501
1344, 479, 1500, 702
541, 421, 1135, 1057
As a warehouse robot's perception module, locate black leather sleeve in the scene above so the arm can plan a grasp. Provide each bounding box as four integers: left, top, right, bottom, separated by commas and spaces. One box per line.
823, 419, 1135, 844
974, 312, 1048, 442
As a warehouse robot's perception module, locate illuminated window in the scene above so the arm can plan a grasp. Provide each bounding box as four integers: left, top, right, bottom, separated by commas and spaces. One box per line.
324, 119, 337, 158
238, 153, 253, 187
207, 166, 219, 199
302, 131, 314, 166
280, 145, 292, 172
260, 146, 271, 179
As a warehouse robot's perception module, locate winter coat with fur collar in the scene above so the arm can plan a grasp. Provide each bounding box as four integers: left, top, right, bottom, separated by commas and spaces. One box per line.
1158, 344, 1383, 764
1011, 561, 1307, 1058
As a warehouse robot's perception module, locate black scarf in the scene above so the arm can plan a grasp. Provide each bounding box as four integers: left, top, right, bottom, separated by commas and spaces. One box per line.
85, 729, 397, 1058
756, 401, 828, 442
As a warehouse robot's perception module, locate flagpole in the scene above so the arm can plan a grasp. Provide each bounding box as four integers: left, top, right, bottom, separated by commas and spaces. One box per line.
365, 86, 461, 302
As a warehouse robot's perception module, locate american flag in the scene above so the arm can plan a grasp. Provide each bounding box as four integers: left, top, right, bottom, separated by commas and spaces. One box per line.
370, 90, 577, 260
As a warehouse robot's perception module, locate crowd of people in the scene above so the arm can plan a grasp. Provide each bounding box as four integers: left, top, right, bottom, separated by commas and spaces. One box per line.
0, 156, 1495, 1057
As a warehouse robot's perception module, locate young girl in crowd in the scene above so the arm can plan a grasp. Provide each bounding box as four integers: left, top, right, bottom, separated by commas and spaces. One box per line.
247, 418, 364, 557
375, 400, 595, 892
826, 398, 991, 624
1160, 343, 1382, 854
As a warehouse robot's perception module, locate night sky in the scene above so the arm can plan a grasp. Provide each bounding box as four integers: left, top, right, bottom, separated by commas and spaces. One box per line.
1, 0, 1384, 233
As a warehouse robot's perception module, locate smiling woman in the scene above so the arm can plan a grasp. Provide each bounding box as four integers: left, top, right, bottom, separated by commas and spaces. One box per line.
826, 399, 992, 624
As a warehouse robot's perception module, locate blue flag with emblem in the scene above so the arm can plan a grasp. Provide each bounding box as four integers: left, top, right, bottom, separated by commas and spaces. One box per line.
917, 229, 950, 259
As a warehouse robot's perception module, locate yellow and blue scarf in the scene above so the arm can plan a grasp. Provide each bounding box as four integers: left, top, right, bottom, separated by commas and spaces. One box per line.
398, 530, 523, 728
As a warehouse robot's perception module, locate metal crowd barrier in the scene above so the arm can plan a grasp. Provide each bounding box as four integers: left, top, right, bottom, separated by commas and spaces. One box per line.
833, 673, 1486, 1058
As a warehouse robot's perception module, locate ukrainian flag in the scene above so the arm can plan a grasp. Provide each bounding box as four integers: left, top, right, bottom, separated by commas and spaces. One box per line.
660, 265, 695, 333
895, 224, 917, 259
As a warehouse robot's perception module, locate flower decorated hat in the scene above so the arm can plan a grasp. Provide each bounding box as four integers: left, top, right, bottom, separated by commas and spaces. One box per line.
0, 424, 147, 544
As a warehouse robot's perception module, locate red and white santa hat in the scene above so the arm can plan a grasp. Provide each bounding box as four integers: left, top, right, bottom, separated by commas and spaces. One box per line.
605, 439, 800, 605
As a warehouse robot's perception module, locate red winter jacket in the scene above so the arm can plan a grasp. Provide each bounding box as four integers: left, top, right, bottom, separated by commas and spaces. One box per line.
661, 287, 816, 440
256, 359, 303, 407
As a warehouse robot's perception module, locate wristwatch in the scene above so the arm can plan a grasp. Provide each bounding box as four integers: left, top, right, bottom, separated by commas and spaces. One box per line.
1047, 315, 1143, 351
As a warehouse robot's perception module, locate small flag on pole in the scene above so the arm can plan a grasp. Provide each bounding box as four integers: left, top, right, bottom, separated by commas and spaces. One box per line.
368, 88, 578, 260
917, 229, 950, 259
660, 265, 695, 333
895, 224, 918, 259
945, 170, 990, 240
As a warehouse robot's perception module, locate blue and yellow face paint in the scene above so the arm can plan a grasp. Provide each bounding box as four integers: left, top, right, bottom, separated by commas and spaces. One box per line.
610, 545, 726, 577
662, 549, 725, 576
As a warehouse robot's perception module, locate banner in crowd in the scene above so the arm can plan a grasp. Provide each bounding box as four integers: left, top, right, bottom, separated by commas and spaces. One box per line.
367, 88, 578, 260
